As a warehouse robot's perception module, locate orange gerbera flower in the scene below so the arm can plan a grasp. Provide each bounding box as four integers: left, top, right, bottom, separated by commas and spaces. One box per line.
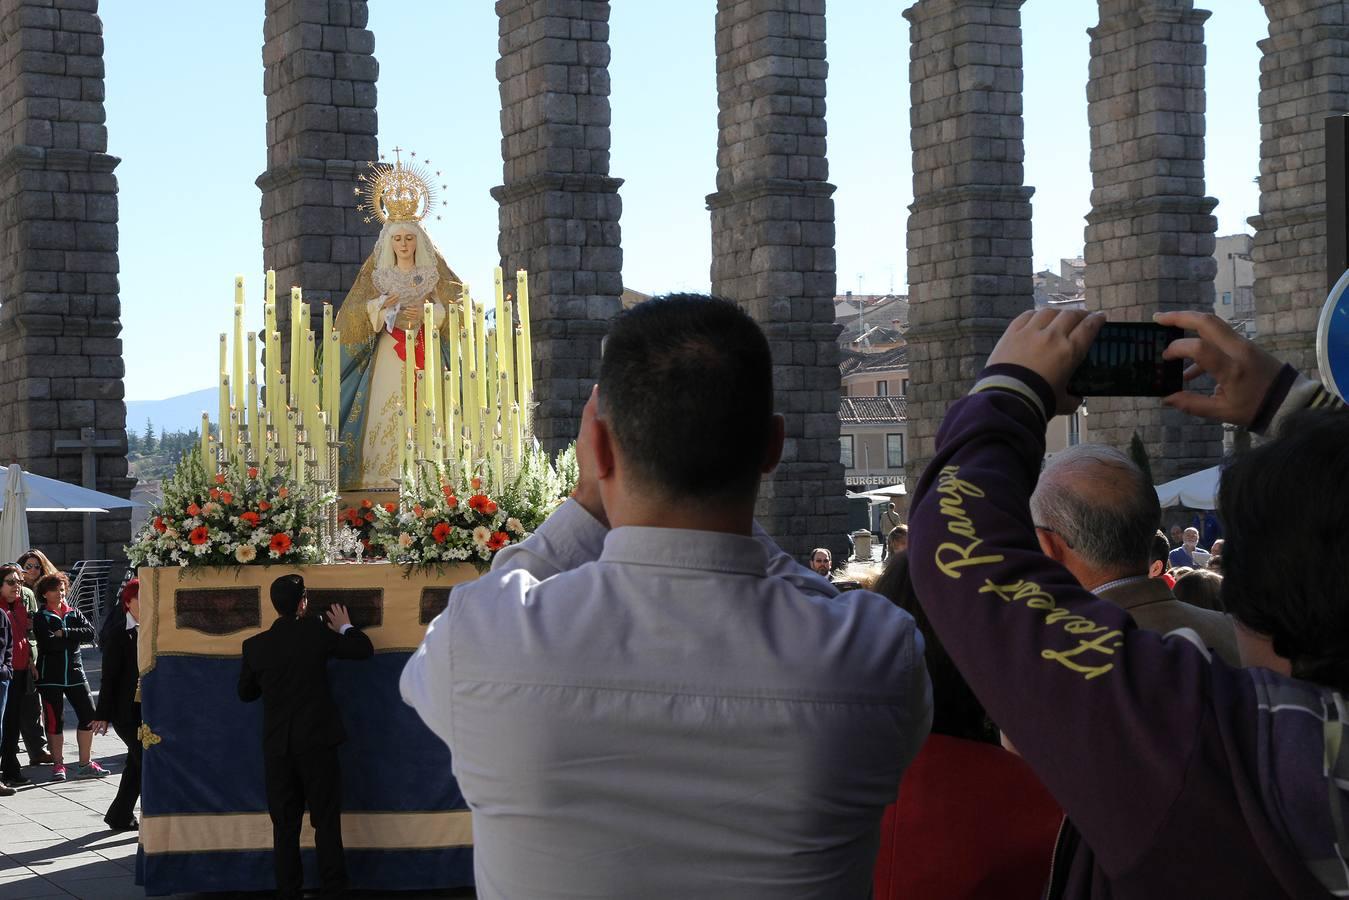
153, 516, 167, 533
269, 532, 292, 554
487, 531, 510, 552
383, 502, 398, 515
468, 494, 490, 513
239, 511, 260, 527
484, 500, 498, 515
185, 503, 201, 517
258, 500, 272, 512
189, 525, 210, 545
209, 488, 221, 500
432, 522, 452, 544
214, 473, 226, 485
220, 491, 234, 504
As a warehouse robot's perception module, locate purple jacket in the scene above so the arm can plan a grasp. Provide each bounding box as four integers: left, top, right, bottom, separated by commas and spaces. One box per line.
909, 364, 1348, 899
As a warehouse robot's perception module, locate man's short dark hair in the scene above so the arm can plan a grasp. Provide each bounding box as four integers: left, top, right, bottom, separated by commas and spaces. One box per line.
599, 294, 774, 501
1150, 530, 1171, 568
271, 574, 306, 617
1029, 444, 1160, 573
1220, 410, 1349, 690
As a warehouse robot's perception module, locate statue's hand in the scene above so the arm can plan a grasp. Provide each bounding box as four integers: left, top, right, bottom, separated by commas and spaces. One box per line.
382, 293, 401, 310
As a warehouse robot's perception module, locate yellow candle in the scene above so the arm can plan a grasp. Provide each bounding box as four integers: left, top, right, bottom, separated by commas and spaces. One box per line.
516, 268, 532, 403
233, 281, 245, 415
304, 331, 317, 416
403, 326, 416, 436
289, 288, 302, 407
485, 336, 497, 415
248, 374, 261, 459
218, 374, 231, 456
493, 267, 506, 372
276, 375, 289, 456
269, 330, 282, 422
219, 333, 227, 381
473, 300, 487, 410
490, 419, 503, 492
447, 302, 462, 420
395, 402, 406, 479
415, 370, 427, 458
246, 331, 258, 445
442, 369, 455, 462
423, 301, 439, 433
309, 373, 320, 439
507, 403, 521, 473
328, 330, 340, 432
321, 303, 333, 420
502, 300, 516, 408
200, 412, 211, 470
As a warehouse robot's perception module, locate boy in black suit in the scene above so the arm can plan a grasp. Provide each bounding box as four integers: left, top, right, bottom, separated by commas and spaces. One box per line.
239, 575, 373, 899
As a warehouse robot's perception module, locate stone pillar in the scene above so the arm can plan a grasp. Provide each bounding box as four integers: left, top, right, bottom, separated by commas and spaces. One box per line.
1251, 0, 1349, 376
493, 0, 624, 452
258, 0, 378, 372
1084, 0, 1220, 478
707, 0, 846, 562
0, 0, 132, 566
903, 0, 1034, 487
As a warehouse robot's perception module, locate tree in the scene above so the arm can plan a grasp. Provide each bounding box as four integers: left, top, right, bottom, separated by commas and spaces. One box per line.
1129, 432, 1155, 486
142, 418, 156, 453
126, 427, 140, 454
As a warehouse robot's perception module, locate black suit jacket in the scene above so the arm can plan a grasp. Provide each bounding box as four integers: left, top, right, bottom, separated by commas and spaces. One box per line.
94, 617, 139, 725
237, 615, 374, 756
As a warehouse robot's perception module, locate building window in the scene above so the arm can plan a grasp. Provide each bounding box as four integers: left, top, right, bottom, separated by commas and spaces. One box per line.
876, 380, 888, 396
886, 433, 904, 468
901, 378, 909, 396
1222, 291, 1232, 305
1068, 413, 1081, 447
840, 435, 855, 469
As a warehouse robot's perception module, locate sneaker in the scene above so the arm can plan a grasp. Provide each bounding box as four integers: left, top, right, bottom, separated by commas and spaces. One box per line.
76, 761, 109, 779
51, 764, 66, 782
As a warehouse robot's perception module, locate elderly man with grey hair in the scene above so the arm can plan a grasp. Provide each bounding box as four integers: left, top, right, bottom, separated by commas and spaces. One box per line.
1029, 444, 1238, 665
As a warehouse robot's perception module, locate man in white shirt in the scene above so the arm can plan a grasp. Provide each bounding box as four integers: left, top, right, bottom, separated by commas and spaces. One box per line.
401, 294, 932, 900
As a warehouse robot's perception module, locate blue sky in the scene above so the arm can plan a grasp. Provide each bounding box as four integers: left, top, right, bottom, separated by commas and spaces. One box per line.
106, 3, 1265, 400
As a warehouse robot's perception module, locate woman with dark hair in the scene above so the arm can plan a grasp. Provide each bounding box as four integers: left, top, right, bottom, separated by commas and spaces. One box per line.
91, 579, 141, 829
0, 563, 37, 785
11, 551, 52, 766
33, 572, 107, 781
870, 553, 1062, 900
1173, 568, 1224, 613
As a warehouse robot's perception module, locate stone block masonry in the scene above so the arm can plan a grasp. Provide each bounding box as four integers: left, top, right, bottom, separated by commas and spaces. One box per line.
0, 0, 133, 566
1251, 0, 1349, 377
1084, 0, 1221, 479
258, 0, 379, 377
493, 0, 624, 453
708, 0, 847, 564
903, 0, 1035, 489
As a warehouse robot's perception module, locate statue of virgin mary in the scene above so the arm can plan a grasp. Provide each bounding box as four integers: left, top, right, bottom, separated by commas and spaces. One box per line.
334, 154, 462, 491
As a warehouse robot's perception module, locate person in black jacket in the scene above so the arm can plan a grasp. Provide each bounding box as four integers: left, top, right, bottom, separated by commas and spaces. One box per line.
92, 579, 143, 830
239, 574, 373, 900
33, 572, 108, 781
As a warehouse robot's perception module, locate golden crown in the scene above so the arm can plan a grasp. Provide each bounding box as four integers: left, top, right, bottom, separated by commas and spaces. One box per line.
354, 147, 446, 224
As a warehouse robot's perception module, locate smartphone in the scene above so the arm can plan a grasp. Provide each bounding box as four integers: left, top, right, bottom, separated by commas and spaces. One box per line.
1067, 321, 1183, 397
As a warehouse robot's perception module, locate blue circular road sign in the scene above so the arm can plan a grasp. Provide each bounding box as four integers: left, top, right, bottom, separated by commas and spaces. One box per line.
1317, 268, 1349, 399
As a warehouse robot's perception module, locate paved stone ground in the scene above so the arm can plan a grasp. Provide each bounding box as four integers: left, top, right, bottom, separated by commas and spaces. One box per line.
0, 649, 473, 899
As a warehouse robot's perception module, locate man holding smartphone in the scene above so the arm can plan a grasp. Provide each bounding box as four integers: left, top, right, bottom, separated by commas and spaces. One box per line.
239, 576, 373, 900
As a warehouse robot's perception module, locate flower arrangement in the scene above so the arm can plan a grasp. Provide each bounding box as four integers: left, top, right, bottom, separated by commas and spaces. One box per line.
370, 443, 577, 570
126, 448, 333, 569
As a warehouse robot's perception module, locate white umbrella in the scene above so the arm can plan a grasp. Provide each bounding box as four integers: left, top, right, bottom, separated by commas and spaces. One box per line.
0, 466, 138, 513
0, 464, 30, 563
1155, 465, 1220, 511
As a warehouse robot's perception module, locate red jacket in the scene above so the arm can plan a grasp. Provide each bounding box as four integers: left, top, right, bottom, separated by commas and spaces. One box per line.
874, 734, 1062, 900
1, 595, 31, 671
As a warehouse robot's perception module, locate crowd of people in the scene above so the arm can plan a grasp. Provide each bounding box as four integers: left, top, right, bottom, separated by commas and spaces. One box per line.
3, 293, 1346, 900
0, 547, 139, 830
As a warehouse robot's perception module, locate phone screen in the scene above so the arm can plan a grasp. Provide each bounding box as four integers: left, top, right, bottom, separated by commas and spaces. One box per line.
1067, 322, 1184, 397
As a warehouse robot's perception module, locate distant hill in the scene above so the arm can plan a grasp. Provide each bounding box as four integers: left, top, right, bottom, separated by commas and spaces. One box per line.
125, 387, 216, 435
